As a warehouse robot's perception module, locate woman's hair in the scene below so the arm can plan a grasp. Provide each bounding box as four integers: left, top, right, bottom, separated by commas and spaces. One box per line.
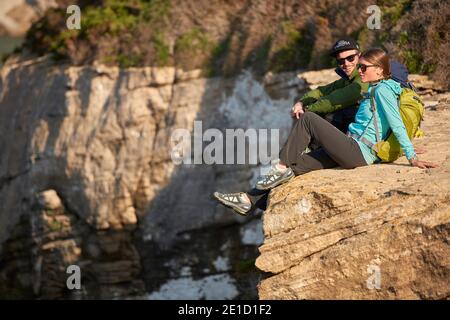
361, 48, 391, 79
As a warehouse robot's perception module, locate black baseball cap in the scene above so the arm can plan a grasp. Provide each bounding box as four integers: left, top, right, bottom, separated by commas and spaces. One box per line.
330, 38, 360, 56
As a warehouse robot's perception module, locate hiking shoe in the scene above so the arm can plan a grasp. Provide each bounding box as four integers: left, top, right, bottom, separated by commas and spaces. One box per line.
255, 165, 294, 190
213, 192, 252, 216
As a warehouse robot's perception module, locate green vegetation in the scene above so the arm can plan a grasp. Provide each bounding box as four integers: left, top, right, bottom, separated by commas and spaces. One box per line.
49, 29, 79, 59
398, 31, 436, 74
353, 27, 371, 52
207, 36, 232, 76
268, 21, 313, 73
0, 282, 32, 299
175, 27, 211, 71
175, 28, 210, 54
380, 0, 414, 24
354, 0, 414, 52
116, 53, 141, 67
25, 0, 172, 66
375, 0, 434, 75
235, 259, 256, 273
18, 0, 446, 85
25, 6, 316, 75
243, 37, 271, 75
44, 208, 59, 216
351, 0, 443, 84
153, 32, 171, 66
252, 38, 271, 67
81, 5, 137, 35
48, 219, 64, 232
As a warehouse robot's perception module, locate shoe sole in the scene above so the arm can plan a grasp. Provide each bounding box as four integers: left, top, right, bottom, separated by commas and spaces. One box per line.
255, 172, 294, 190
213, 192, 250, 216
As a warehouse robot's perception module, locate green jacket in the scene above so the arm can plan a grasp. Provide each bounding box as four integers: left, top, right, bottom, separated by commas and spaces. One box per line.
299, 68, 368, 114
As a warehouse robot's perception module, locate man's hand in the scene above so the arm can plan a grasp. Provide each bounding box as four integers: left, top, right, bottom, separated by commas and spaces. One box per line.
291, 102, 305, 119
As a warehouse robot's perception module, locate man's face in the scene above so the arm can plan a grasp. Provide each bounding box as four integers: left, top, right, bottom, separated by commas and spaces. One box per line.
336, 49, 360, 76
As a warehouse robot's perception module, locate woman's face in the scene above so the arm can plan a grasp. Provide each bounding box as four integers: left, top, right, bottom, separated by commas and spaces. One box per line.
358, 58, 384, 83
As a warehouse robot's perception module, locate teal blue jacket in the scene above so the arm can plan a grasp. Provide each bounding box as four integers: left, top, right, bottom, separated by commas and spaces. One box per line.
348, 79, 416, 164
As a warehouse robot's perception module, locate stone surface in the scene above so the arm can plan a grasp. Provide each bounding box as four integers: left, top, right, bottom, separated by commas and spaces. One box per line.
299, 68, 340, 90
37, 189, 63, 210
256, 99, 450, 299
0, 0, 57, 37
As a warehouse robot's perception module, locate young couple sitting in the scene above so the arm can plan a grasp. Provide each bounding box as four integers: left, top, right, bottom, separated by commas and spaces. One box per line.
214, 38, 437, 216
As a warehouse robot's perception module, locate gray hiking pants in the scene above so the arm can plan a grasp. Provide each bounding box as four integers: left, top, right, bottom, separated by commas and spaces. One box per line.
247, 112, 367, 210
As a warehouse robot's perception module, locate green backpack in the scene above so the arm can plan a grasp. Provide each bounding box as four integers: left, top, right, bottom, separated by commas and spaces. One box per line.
369, 87, 424, 162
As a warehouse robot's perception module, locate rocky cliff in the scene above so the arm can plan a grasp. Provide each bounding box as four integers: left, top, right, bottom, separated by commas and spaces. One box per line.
0, 55, 305, 299
0, 0, 57, 37
256, 87, 450, 299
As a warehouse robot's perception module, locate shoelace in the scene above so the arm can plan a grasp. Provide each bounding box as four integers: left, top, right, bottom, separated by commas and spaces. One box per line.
259, 167, 281, 184
222, 193, 243, 203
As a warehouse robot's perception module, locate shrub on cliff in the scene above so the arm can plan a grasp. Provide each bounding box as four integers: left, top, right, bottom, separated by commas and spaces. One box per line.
389, 0, 448, 88
19, 0, 449, 87
353, 0, 448, 88
25, 0, 173, 67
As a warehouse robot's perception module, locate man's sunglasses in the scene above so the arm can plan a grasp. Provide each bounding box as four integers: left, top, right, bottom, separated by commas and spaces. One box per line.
357, 64, 379, 72
336, 53, 358, 65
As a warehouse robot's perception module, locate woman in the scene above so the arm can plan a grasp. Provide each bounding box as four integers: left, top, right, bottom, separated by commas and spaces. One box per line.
214, 48, 437, 215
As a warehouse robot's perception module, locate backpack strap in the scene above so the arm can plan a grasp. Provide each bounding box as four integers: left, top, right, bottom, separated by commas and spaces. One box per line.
348, 88, 378, 150
408, 81, 418, 92
369, 88, 382, 150
348, 85, 385, 155
348, 132, 374, 149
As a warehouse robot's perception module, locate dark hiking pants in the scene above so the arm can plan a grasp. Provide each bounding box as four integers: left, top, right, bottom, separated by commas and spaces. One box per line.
247, 111, 367, 210
309, 107, 358, 150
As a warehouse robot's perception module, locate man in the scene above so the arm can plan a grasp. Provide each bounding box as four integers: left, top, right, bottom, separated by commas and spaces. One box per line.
292, 38, 368, 140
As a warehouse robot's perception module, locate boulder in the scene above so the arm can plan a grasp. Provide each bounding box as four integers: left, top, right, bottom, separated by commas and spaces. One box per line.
256, 100, 450, 299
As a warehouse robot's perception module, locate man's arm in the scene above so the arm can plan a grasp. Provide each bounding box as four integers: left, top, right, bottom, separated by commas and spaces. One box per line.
299, 79, 343, 105
305, 80, 366, 114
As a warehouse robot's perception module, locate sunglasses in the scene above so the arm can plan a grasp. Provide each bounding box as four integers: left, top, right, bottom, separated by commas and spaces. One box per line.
357, 64, 379, 73
336, 53, 358, 65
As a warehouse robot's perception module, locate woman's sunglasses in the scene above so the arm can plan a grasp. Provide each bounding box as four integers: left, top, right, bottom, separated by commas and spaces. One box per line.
357, 64, 379, 73
336, 53, 358, 65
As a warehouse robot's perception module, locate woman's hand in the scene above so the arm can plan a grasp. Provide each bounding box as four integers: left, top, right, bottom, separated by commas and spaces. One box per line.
291, 102, 305, 119
410, 159, 438, 169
